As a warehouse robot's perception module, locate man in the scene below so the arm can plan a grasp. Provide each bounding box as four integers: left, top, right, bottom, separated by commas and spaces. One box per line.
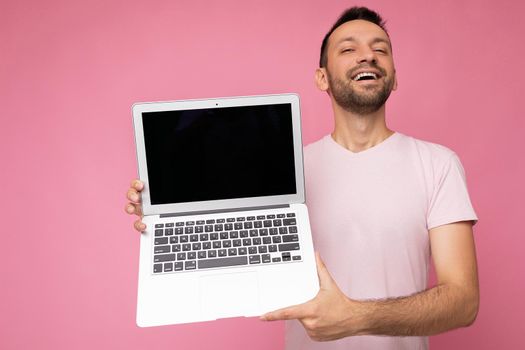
125, 7, 479, 350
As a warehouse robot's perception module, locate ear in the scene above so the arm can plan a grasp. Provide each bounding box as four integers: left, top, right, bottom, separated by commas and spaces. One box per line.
315, 68, 329, 92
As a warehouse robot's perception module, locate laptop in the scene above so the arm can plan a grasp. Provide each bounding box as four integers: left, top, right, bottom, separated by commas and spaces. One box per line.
133, 93, 319, 327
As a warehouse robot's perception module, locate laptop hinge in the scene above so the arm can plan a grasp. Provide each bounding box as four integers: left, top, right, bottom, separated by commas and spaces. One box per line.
159, 204, 291, 218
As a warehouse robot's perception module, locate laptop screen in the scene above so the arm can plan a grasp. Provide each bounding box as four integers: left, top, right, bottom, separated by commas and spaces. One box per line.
142, 103, 297, 205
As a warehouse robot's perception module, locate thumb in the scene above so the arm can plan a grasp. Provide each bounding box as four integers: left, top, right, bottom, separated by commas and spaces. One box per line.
315, 252, 336, 289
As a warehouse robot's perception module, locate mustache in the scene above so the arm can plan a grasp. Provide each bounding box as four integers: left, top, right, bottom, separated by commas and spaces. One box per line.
346, 63, 387, 79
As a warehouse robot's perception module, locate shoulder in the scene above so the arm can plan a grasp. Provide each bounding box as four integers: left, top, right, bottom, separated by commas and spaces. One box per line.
396, 133, 459, 167
304, 135, 329, 159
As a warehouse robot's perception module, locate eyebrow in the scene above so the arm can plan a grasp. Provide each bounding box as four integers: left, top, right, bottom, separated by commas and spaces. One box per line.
336, 36, 391, 47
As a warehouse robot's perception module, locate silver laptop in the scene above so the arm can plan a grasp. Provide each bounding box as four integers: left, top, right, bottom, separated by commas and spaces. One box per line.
133, 93, 318, 327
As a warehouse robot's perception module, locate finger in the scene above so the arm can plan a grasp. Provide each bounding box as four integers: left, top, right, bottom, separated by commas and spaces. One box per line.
127, 188, 141, 203
260, 302, 310, 321
131, 179, 144, 191
315, 252, 335, 288
125, 202, 143, 217
134, 218, 146, 232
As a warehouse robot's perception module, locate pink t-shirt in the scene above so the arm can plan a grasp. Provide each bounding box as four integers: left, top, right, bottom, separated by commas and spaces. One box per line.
286, 133, 477, 350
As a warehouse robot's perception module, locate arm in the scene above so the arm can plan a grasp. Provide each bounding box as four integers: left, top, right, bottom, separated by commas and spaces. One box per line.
261, 221, 479, 341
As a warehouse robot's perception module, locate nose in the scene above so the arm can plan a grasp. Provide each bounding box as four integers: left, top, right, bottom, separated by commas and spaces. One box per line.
356, 47, 377, 65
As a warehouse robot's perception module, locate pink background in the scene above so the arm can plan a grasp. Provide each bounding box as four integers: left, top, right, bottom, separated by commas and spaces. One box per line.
1, 0, 524, 348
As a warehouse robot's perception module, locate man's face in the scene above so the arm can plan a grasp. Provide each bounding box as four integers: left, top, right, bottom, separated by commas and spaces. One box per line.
322, 20, 397, 114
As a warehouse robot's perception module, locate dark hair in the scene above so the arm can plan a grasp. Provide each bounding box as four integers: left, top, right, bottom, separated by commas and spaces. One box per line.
319, 7, 388, 67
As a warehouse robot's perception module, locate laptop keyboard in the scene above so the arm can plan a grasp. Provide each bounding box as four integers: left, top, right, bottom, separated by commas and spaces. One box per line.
152, 212, 302, 274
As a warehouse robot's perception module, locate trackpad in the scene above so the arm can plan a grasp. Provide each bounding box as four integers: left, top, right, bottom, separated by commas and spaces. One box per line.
200, 272, 260, 319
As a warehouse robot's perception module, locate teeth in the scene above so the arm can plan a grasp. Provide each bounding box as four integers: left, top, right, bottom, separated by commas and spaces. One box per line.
353, 72, 378, 81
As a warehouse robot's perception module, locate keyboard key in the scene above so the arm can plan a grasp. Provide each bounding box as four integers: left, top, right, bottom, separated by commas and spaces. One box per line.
222, 240, 232, 248
200, 233, 209, 241
185, 261, 196, 270
172, 244, 181, 252
236, 217, 245, 221
234, 223, 243, 230
247, 216, 255, 221
190, 234, 198, 242
244, 222, 253, 229
263, 237, 271, 244
195, 226, 203, 233
240, 230, 248, 238
166, 223, 175, 227
206, 219, 215, 224
170, 236, 179, 244
254, 221, 263, 228
277, 214, 285, 218
186, 221, 195, 226
257, 215, 265, 220
155, 229, 164, 236
272, 236, 282, 243
279, 243, 300, 251
249, 255, 261, 264
180, 236, 188, 243
153, 264, 163, 273
155, 224, 164, 228
229, 231, 239, 239
175, 222, 183, 227
154, 254, 175, 262
196, 220, 205, 225
272, 257, 281, 263
165, 228, 174, 236
258, 246, 267, 253
238, 247, 247, 255
164, 263, 173, 272
228, 248, 237, 256
198, 251, 207, 259
273, 219, 282, 226
279, 227, 288, 235
185, 227, 194, 234
292, 255, 302, 261
286, 213, 296, 217
283, 218, 297, 225
269, 245, 277, 252
203, 242, 211, 249
188, 252, 196, 260
289, 226, 298, 234
282, 252, 291, 261
226, 218, 235, 222
154, 237, 168, 245
262, 254, 271, 263
259, 228, 268, 236
282, 234, 299, 242
192, 243, 201, 250
198, 256, 247, 269
182, 243, 191, 251
248, 247, 257, 254
218, 249, 227, 257
253, 238, 262, 245
225, 223, 233, 230
213, 241, 221, 248
174, 262, 183, 271
220, 232, 228, 239
210, 233, 219, 240
208, 250, 217, 258
243, 238, 251, 246
269, 228, 278, 235
249, 230, 258, 237
154, 245, 171, 254
175, 227, 183, 235
217, 218, 225, 223
233, 239, 241, 247
263, 220, 272, 227
267, 214, 275, 219
177, 252, 186, 260
205, 225, 213, 232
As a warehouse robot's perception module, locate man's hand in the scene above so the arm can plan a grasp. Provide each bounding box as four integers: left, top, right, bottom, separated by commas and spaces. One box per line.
125, 179, 146, 232
260, 252, 365, 341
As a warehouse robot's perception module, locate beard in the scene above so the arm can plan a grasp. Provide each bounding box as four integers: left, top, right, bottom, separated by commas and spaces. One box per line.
326, 65, 395, 115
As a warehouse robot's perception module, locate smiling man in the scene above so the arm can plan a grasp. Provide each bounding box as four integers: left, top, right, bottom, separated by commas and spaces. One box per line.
125, 6, 479, 350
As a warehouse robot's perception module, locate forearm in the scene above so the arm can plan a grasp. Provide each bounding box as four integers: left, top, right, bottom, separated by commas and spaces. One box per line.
353, 283, 479, 336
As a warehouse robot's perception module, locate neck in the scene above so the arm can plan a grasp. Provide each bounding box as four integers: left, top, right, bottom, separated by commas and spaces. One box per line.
330, 101, 394, 153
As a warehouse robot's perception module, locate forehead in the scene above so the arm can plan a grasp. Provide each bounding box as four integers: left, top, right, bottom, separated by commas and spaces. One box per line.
328, 19, 391, 48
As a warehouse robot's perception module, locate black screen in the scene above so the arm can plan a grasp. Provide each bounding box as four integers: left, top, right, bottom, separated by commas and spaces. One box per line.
142, 103, 297, 205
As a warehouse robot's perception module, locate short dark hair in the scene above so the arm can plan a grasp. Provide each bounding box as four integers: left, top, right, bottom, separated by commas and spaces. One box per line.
319, 7, 388, 68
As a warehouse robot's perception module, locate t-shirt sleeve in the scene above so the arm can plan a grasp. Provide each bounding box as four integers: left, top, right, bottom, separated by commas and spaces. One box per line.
427, 153, 478, 230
